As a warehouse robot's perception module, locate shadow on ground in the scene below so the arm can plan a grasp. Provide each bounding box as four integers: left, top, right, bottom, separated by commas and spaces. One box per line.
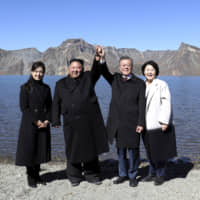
138, 157, 194, 182
100, 159, 118, 180
165, 157, 194, 181
41, 169, 67, 182
40, 157, 194, 183
40, 159, 118, 183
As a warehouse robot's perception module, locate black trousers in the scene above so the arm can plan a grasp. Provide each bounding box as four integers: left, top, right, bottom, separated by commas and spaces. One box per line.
26, 164, 40, 178
67, 157, 100, 182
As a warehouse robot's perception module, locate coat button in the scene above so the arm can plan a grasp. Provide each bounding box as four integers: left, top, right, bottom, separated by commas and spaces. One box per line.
34, 108, 38, 112
71, 104, 75, 107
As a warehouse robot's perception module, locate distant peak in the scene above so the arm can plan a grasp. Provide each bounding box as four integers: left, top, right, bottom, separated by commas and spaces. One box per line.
66, 38, 85, 43
179, 42, 200, 52
60, 38, 88, 47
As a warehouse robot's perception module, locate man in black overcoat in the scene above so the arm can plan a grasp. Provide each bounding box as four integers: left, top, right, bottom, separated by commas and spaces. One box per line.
96, 46, 146, 187
52, 56, 109, 186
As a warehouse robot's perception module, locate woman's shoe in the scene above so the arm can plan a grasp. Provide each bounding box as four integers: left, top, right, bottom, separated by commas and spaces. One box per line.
27, 175, 37, 188
70, 180, 81, 187
36, 176, 46, 185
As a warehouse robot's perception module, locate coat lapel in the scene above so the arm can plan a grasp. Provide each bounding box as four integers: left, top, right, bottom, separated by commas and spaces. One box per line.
146, 79, 159, 111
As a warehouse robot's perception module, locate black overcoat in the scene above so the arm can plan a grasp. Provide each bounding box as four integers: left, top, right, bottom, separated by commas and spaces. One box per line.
16, 80, 52, 166
142, 125, 177, 163
100, 62, 146, 148
52, 60, 109, 163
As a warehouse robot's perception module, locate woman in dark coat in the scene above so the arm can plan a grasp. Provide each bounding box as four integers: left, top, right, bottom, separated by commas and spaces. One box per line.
141, 60, 177, 185
16, 61, 52, 188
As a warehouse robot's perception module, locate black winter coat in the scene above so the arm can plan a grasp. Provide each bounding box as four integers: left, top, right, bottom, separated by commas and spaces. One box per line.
100, 62, 146, 148
16, 80, 52, 166
52, 60, 109, 163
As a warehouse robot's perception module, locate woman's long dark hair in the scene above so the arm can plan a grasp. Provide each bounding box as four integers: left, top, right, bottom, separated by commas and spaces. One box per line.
24, 61, 46, 91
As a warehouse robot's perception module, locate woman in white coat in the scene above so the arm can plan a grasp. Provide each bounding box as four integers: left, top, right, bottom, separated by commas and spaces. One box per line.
141, 60, 177, 186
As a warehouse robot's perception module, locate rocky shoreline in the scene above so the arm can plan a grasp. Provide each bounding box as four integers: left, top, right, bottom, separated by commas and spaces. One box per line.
0, 158, 200, 200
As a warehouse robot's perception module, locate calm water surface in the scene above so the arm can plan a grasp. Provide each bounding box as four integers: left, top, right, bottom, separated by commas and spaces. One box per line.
0, 75, 200, 161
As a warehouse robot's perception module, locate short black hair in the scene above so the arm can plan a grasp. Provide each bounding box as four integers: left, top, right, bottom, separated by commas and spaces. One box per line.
119, 56, 134, 67
141, 60, 159, 76
69, 58, 84, 66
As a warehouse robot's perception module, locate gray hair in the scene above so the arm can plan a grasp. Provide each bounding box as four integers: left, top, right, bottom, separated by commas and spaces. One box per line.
119, 56, 134, 67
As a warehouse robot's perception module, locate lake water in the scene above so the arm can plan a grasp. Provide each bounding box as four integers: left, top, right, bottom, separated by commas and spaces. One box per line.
0, 75, 200, 161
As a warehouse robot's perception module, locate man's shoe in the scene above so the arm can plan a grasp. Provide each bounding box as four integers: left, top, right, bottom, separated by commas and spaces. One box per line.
129, 178, 138, 187
88, 179, 102, 185
113, 176, 128, 184
154, 176, 165, 186
87, 176, 102, 185
142, 174, 155, 182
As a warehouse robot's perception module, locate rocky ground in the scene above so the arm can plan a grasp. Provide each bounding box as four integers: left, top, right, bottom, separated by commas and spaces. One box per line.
0, 159, 200, 200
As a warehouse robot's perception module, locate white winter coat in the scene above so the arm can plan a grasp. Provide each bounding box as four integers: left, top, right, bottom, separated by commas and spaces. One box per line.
145, 78, 172, 130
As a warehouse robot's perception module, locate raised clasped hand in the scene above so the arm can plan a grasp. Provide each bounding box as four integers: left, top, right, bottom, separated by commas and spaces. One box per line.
95, 45, 104, 60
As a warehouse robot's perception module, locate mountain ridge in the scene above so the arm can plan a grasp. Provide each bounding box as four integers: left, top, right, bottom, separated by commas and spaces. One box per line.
0, 39, 200, 75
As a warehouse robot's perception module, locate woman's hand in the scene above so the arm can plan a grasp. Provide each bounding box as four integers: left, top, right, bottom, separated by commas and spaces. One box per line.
42, 120, 49, 128
161, 124, 168, 131
44, 120, 49, 125
36, 120, 43, 128
37, 120, 49, 128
